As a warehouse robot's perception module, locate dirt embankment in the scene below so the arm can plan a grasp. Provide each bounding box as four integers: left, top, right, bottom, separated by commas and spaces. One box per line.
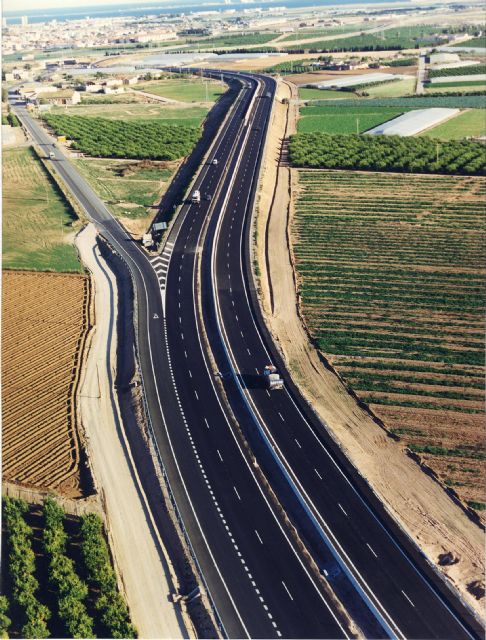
254, 78, 485, 619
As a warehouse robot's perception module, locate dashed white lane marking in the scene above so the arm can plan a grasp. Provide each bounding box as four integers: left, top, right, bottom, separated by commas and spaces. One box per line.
255, 367, 259, 374
402, 590, 415, 607
204, 418, 210, 429
314, 468, 322, 480
217, 449, 223, 462
255, 529, 263, 544
266, 390, 271, 397
194, 390, 199, 400
233, 486, 241, 501
338, 503, 348, 517
278, 412, 285, 422
188, 370, 192, 378
247, 348, 251, 356
184, 350, 188, 358
281, 581, 294, 601
294, 438, 302, 448
367, 543, 378, 558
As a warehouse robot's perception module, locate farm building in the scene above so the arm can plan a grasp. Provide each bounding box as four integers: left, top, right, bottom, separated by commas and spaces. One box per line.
37, 89, 81, 106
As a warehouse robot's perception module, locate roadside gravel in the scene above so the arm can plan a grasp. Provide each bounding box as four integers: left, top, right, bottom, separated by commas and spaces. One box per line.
76, 223, 188, 639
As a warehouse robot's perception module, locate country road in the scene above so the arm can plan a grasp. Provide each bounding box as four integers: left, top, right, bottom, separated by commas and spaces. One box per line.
10, 71, 483, 639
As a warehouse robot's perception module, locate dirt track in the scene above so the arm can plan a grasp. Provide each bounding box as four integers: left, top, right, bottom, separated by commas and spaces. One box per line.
254, 79, 485, 618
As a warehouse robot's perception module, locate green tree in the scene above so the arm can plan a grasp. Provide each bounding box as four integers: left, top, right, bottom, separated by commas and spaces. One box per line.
0, 596, 11, 638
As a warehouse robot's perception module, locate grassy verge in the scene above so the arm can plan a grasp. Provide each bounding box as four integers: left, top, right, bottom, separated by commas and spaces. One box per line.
2, 147, 82, 272
51, 101, 209, 126
75, 157, 177, 232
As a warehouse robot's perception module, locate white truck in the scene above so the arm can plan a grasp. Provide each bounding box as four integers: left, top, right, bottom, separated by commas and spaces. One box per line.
263, 364, 284, 390
191, 189, 201, 204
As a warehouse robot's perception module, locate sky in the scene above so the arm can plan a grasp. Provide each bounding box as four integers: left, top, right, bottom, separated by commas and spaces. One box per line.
3, 0, 168, 11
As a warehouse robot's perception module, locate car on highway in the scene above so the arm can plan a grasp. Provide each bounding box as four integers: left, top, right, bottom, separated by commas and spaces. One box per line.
212, 158, 218, 165
205, 194, 212, 202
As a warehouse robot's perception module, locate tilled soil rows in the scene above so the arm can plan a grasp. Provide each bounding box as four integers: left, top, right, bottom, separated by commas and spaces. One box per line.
2, 270, 92, 497
292, 170, 486, 512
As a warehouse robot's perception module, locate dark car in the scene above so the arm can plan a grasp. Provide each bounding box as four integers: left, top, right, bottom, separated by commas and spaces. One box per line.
205, 194, 212, 201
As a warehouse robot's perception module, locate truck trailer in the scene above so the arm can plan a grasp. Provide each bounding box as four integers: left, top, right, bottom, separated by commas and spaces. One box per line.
263, 364, 284, 390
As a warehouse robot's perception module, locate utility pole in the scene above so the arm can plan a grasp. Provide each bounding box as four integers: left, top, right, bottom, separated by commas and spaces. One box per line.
205, 81, 208, 102
356, 116, 359, 134
436, 142, 440, 164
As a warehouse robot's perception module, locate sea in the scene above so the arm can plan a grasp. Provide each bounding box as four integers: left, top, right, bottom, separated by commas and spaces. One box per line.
4, 0, 402, 25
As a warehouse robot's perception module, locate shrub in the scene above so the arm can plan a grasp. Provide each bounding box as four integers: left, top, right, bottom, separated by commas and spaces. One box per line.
0, 596, 11, 638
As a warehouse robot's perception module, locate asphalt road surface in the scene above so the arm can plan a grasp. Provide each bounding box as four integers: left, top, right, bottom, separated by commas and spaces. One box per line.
10, 74, 483, 640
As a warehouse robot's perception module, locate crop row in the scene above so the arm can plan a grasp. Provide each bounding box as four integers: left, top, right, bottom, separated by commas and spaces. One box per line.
289, 133, 486, 175
43, 114, 200, 160
291, 169, 485, 440
282, 24, 459, 52
428, 64, 486, 78
313, 95, 486, 108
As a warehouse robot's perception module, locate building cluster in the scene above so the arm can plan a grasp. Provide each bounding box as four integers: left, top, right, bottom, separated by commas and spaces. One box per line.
2, 5, 349, 57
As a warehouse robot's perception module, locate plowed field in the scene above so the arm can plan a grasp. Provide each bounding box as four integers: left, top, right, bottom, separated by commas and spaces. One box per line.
292, 170, 486, 511
2, 271, 92, 498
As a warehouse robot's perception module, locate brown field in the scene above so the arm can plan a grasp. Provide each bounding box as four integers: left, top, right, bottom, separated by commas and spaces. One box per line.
292, 170, 486, 512
2, 270, 92, 498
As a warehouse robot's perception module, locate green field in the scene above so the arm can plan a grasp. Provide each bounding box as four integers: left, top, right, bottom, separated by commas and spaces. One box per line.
281, 25, 450, 52
278, 23, 368, 42
314, 95, 486, 108
365, 77, 416, 97
297, 105, 404, 134
452, 36, 486, 48
421, 109, 486, 140
52, 102, 208, 127
427, 80, 486, 88
2, 147, 82, 272
425, 83, 486, 93
136, 78, 226, 102
299, 87, 354, 101
292, 169, 485, 507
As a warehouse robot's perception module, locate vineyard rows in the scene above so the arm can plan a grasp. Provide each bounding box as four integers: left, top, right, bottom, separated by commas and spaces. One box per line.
43, 114, 200, 160
2, 271, 91, 497
292, 170, 486, 509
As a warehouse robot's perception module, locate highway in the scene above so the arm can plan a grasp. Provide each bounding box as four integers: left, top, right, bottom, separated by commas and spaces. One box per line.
198, 72, 481, 640
11, 69, 483, 639
11, 80, 349, 638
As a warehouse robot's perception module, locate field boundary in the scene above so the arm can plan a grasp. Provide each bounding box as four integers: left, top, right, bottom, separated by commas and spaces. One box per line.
2, 481, 103, 518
